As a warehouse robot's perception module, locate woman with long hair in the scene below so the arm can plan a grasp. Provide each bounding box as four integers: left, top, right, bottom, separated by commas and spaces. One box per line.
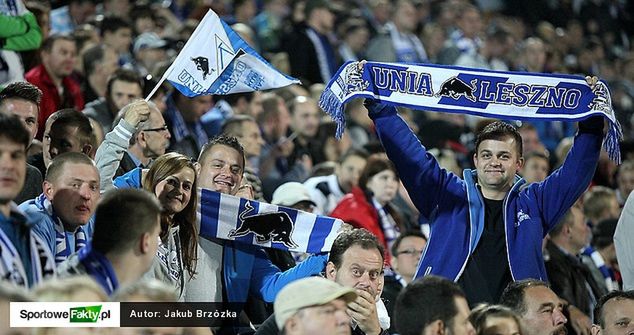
140, 152, 198, 300
330, 155, 405, 264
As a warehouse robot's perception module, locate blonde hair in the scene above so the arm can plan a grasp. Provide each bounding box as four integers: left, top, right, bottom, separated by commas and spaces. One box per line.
33, 276, 108, 302
112, 279, 178, 302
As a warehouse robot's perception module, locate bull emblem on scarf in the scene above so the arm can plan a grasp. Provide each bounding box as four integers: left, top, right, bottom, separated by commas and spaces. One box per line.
436, 77, 478, 102
228, 201, 298, 248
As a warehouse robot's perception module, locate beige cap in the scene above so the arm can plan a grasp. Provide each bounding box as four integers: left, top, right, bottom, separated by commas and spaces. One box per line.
274, 277, 357, 329
271, 182, 316, 207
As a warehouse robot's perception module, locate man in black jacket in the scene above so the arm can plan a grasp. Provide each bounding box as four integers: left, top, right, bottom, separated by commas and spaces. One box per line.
545, 206, 605, 334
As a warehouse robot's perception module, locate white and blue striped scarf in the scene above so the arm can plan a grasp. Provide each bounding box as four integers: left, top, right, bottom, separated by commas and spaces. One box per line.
198, 188, 343, 253
36, 194, 87, 264
0, 206, 55, 287
582, 246, 619, 291
319, 61, 623, 163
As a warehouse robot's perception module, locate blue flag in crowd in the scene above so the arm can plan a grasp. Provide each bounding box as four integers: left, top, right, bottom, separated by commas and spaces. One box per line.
198, 189, 343, 253
163, 9, 299, 97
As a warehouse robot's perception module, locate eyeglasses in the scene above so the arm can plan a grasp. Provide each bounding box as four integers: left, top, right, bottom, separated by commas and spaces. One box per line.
143, 125, 169, 132
396, 248, 424, 257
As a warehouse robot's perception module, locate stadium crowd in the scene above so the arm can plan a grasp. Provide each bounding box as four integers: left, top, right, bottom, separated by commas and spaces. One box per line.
1, 0, 634, 334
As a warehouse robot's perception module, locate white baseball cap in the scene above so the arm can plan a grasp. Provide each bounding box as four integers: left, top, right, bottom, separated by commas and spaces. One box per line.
274, 277, 357, 329
271, 182, 316, 207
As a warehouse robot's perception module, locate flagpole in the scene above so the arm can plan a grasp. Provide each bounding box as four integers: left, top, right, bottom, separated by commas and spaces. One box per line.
144, 67, 172, 101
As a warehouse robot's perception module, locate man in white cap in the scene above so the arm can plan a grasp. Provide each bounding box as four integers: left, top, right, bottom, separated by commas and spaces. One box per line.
275, 276, 357, 335
272, 181, 317, 213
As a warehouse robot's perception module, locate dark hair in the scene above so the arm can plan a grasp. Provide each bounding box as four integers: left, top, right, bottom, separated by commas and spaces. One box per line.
222, 92, 254, 107
199, 135, 246, 171
357, 155, 404, 232
593, 290, 634, 328
100, 15, 132, 36
328, 228, 385, 268
390, 230, 427, 258
395, 275, 466, 335
548, 209, 573, 238
50, 108, 94, 147
499, 279, 550, 315
358, 155, 399, 192
143, 152, 199, 277
143, 77, 170, 100
92, 188, 162, 255
469, 304, 522, 335
0, 113, 30, 148
106, 68, 144, 97
592, 218, 618, 249
82, 44, 107, 76
475, 121, 523, 157
41, 34, 75, 53
0, 81, 42, 106
45, 152, 96, 183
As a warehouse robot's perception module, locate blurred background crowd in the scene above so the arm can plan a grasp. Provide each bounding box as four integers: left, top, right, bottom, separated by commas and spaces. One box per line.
1, 0, 634, 334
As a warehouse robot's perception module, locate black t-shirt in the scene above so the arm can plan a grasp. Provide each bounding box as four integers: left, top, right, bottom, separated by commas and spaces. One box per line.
458, 197, 512, 306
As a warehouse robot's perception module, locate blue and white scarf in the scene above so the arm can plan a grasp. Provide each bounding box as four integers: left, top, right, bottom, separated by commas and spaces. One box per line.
319, 61, 623, 163
0, 207, 55, 287
165, 96, 209, 152
36, 194, 87, 264
386, 22, 427, 63
198, 188, 343, 253
582, 246, 619, 291
79, 245, 119, 295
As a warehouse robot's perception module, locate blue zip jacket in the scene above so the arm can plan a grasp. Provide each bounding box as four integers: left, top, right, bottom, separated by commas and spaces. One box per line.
367, 102, 602, 282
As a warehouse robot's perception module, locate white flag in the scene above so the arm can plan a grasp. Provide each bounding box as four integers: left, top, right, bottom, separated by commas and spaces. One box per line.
163, 9, 299, 97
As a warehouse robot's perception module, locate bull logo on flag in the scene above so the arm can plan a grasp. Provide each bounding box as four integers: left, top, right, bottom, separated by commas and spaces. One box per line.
228, 201, 299, 248
436, 77, 478, 102
191, 56, 212, 80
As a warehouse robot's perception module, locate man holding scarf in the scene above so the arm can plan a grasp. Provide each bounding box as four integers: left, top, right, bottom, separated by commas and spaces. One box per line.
363, 76, 604, 308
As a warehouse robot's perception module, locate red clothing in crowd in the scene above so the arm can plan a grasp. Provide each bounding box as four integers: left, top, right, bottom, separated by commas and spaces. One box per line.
25, 64, 84, 139
330, 186, 391, 264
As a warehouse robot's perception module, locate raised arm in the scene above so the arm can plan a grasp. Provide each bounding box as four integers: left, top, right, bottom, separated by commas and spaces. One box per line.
251, 249, 328, 302
94, 101, 150, 192
366, 99, 464, 220
528, 116, 603, 233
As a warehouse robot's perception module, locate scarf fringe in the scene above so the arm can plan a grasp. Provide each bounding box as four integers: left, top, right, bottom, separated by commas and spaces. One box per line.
605, 120, 623, 164
318, 88, 346, 139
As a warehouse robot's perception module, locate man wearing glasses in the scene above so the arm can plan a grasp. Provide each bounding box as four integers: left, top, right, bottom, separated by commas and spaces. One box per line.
121, 105, 171, 172
93, 100, 168, 191
382, 230, 427, 333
